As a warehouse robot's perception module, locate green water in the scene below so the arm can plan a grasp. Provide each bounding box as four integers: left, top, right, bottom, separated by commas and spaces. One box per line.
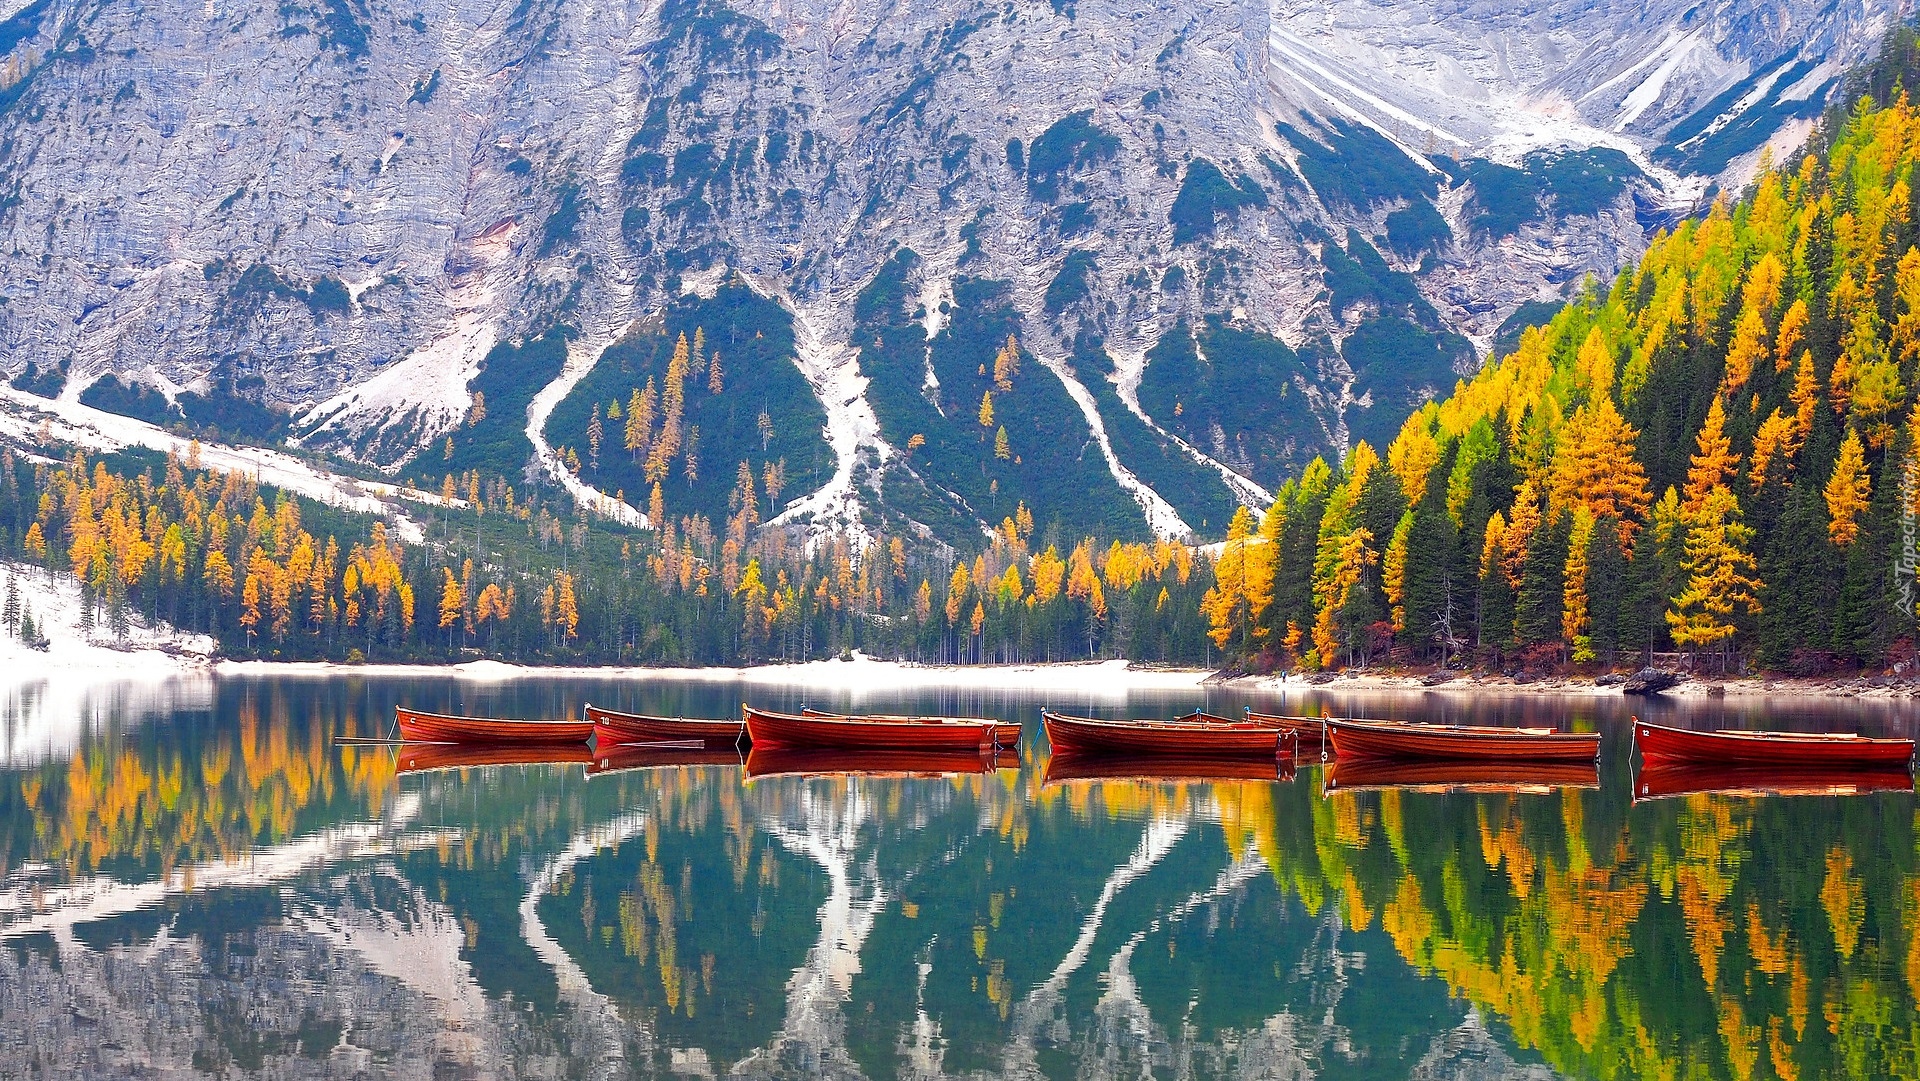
0, 676, 1915, 1079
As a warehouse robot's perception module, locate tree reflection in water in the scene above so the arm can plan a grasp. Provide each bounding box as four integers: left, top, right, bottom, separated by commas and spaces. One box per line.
0, 679, 1914, 1079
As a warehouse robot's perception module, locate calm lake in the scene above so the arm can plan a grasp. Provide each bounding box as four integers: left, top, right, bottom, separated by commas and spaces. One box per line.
0, 675, 1916, 1079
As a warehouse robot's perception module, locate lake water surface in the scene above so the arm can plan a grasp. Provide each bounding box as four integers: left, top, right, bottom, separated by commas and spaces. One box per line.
0, 675, 1916, 1079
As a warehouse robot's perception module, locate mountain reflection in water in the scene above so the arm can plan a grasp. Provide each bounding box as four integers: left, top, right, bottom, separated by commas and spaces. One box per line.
0, 676, 1916, 1079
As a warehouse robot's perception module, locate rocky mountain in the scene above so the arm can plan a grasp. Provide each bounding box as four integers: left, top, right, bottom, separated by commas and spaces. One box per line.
0, 0, 1902, 546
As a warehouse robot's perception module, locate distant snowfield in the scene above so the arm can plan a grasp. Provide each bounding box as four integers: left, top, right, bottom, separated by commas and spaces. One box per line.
0, 386, 439, 544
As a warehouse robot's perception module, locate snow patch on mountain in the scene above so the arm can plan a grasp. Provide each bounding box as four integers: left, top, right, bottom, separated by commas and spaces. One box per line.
1106, 340, 1273, 509
291, 313, 498, 463
766, 301, 891, 549
1026, 344, 1192, 541
1612, 30, 1709, 131
527, 325, 647, 529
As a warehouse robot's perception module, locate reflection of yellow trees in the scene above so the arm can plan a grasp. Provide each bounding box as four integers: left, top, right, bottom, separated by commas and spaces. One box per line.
1221, 781, 1920, 1080
14, 693, 395, 875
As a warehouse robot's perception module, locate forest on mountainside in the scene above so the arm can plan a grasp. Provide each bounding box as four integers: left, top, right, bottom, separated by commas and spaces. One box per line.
0, 445, 1214, 666
1201, 25, 1920, 676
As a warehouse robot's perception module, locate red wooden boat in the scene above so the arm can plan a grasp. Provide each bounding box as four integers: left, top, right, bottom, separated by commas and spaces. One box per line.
1324, 757, 1599, 794
1044, 750, 1295, 785
1042, 711, 1291, 757
397, 742, 594, 774
1633, 761, 1916, 801
800, 707, 1021, 747
1326, 718, 1599, 762
1243, 709, 1329, 737
588, 744, 743, 776
395, 706, 593, 745
744, 705, 997, 750
1632, 718, 1915, 767
744, 746, 1005, 779
586, 703, 746, 748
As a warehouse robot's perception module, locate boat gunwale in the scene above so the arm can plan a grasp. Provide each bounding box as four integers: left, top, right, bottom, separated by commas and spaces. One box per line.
1327, 717, 1592, 742
1042, 709, 1287, 733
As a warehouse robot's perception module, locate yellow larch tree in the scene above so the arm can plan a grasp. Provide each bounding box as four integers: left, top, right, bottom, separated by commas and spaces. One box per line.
1824, 428, 1871, 546
1682, 396, 1740, 518
1666, 486, 1762, 664
1201, 505, 1273, 651
1546, 396, 1651, 550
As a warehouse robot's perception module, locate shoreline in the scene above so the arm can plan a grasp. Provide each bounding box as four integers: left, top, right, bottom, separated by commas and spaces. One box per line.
1220, 670, 1920, 703
210, 654, 1217, 695
11, 636, 1919, 703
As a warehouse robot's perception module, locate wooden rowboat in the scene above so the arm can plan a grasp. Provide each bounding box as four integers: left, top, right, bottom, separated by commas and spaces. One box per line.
744, 705, 997, 751
1042, 711, 1291, 758
800, 707, 1021, 747
395, 705, 593, 745
1326, 717, 1599, 762
397, 742, 594, 773
1633, 761, 1916, 801
1243, 709, 1330, 737
586, 703, 746, 748
1632, 718, 1915, 767
744, 746, 1004, 779
1324, 757, 1599, 794
588, 744, 744, 776
1044, 750, 1295, 785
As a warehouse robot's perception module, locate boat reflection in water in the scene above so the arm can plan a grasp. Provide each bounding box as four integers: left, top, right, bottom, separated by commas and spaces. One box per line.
586, 742, 745, 775
743, 744, 1009, 778
1043, 749, 1298, 785
1323, 756, 1601, 795
1633, 761, 1917, 801
395, 741, 595, 774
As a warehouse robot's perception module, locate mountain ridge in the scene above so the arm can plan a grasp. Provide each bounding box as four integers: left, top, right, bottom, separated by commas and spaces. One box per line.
0, 0, 1900, 544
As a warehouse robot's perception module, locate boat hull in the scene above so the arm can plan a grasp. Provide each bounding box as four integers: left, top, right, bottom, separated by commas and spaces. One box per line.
1327, 718, 1599, 762
744, 706, 996, 751
398, 742, 594, 773
586, 704, 745, 748
1634, 720, 1915, 767
744, 746, 1003, 778
1634, 761, 1916, 801
800, 707, 1020, 747
1042, 711, 1287, 757
396, 706, 593, 744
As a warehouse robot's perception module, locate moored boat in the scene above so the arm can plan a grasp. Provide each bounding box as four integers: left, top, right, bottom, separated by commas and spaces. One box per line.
744, 705, 997, 750
1243, 709, 1329, 737
1042, 711, 1292, 758
1044, 750, 1295, 785
744, 745, 1004, 779
395, 706, 593, 745
1326, 717, 1599, 762
586, 703, 746, 748
1633, 761, 1916, 801
397, 742, 594, 773
800, 707, 1021, 747
1632, 718, 1915, 767
1324, 757, 1599, 794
